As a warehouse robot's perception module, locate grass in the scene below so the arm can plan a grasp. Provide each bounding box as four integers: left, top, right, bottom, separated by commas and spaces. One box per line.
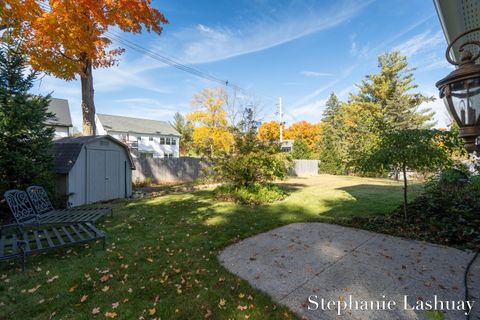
0, 175, 422, 319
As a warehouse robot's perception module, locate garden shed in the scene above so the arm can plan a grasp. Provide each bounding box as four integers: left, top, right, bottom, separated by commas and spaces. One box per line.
52, 135, 135, 206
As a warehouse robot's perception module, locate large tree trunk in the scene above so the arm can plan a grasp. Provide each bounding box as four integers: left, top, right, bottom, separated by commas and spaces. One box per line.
80, 58, 96, 136
402, 163, 408, 223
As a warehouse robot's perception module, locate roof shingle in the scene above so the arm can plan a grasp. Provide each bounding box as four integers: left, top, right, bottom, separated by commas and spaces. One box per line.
97, 113, 180, 136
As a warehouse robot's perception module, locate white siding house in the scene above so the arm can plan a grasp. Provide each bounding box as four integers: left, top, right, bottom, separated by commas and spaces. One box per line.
46, 98, 73, 139
95, 114, 181, 158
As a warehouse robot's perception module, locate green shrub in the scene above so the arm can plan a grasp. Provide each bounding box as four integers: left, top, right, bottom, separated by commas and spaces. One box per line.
214, 183, 287, 205
210, 128, 292, 186
344, 167, 480, 249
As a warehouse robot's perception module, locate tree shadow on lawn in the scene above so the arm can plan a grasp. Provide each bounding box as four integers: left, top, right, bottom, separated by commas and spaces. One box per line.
319, 182, 424, 220
0, 181, 423, 320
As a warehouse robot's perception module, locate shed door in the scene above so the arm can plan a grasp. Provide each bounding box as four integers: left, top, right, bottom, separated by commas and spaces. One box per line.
88, 149, 107, 203
87, 149, 122, 203
105, 150, 121, 200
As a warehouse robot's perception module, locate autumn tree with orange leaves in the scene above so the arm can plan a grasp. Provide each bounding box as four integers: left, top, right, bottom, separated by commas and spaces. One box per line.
284, 120, 322, 150
1, 0, 167, 135
257, 120, 282, 142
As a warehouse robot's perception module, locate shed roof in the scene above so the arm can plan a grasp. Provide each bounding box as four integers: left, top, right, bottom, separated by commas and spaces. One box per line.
52, 135, 135, 174
97, 113, 180, 136
46, 98, 73, 127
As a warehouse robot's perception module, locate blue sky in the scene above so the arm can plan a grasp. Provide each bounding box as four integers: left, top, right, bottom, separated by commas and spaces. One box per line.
32, 0, 454, 130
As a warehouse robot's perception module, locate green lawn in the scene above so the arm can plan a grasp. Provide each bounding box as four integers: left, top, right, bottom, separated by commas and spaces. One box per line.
0, 175, 422, 320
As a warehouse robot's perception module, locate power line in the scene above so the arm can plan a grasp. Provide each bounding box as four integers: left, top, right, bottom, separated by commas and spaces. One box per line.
35, 2, 280, 113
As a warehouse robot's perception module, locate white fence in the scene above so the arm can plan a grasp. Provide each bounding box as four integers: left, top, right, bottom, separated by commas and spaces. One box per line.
289, 160, 319, 176
133, 157, 319, 184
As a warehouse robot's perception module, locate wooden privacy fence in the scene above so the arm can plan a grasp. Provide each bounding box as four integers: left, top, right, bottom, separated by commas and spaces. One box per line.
132, 156, 207, 184
132, 157, 319, 184
289, 160, 319, 176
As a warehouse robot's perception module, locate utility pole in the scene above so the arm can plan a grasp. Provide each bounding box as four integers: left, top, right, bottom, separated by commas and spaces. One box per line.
279, 97, 283, 142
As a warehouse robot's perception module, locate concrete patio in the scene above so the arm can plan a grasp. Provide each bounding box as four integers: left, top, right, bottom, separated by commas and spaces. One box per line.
219, 223, 479, 320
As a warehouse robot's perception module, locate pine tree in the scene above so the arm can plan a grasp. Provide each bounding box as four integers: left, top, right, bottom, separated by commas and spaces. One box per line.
291, 139, 311, 160
171, 112, 193, 155
318, 92, 346, 174
0, 41, 55, 194
352, 51, 435, 131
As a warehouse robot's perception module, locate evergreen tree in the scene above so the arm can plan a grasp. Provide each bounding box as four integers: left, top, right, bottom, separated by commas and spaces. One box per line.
171, 112, 193, 156
318, 92, 346, 174
352, 51, 435, 131
0, 41, 55, 195
291, 139, 311, 160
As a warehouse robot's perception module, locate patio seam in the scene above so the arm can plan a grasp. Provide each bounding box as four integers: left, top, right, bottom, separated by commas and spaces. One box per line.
278, 233, 379, 303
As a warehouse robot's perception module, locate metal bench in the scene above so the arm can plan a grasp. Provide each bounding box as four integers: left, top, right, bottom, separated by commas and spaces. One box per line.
2, 190, 106, 270
26, 186, 111, 224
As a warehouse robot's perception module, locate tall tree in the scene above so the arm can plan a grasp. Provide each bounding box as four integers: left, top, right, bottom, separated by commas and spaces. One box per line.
318, 92, 346, 174
284, 120, 322, 150
359, 129, 458, 221
352, 51, 435, 131
0, 41, 55, 194
187, 88, 234, 156
291, 139, 311, 160
257, 120, 282, 141
1, 0, 168, 135
170, 112, 193, 156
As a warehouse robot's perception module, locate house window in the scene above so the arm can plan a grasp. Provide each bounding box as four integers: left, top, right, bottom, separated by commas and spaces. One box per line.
137, 136, 142, 141
166, 137, 171, 145
168, 154, 173, 158
164, 154, 168, 158
160, 137, 165, 144
172, 138, 176, 145
149, 136, 153, 141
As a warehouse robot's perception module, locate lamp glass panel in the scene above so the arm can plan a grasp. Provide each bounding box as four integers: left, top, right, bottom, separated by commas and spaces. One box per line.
447, 78, 480, 126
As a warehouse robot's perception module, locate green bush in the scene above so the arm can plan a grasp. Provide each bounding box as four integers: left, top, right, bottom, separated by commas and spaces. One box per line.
210, 129, 292, 186
345, 167, 480, 249
214, 183, 287, 205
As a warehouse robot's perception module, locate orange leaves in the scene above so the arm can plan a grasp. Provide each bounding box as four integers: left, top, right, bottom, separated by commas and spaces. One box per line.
257, 121, 282, 142
4, 0, 168, 79
284, 120, 322, 150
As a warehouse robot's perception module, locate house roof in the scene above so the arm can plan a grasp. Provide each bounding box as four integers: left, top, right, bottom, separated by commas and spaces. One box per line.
52, 135, 135, 174
46, 98, 73, 127
97, 113, 180, 136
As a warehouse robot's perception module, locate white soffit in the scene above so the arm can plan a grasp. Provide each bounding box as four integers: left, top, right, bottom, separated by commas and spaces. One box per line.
434, 0, 480, 62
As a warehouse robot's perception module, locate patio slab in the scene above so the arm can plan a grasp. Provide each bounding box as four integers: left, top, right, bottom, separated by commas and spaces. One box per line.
218, 223, 479, 320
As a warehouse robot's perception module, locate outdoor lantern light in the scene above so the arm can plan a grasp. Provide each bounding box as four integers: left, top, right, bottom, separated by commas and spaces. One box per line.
436, 27, 480, 153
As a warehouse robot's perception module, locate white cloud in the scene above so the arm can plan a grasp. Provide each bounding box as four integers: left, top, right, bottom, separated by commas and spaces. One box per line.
289, 98, 327, 121
301, 71, 333, 77
393, 31, 444, 58
151, 0, 373, 66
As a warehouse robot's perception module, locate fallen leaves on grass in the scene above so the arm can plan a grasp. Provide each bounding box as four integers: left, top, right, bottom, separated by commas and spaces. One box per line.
28, 285, 41, 293
69, 284, 79, 292
101, 285, 110, 292
80, 295, 88, 303
91, 307, 100, 315
105, 311, 117, 318
148, 307, 156, 315
47, 275, 59, 283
